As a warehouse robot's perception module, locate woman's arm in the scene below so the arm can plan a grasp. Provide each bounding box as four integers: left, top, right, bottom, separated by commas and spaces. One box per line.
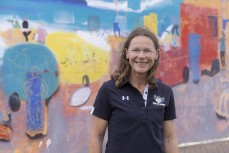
88, 115, 108, 153
163, 120, 179, 153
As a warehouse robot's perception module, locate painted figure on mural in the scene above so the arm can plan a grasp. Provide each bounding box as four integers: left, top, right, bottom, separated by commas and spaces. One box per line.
21, 17, 31, 42
24, 70, 48, 138
171, 24, 179, 36
88, 27, 179, 153
7, 15, 21, 29
0, 92, 20, 141
219, 31, 226, 70
216, 89, 229, 119
113, 22, 120, 37
34, 28, 48, 44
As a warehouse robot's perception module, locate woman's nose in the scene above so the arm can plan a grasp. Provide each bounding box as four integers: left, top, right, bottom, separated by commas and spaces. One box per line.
137, 51, 146, 57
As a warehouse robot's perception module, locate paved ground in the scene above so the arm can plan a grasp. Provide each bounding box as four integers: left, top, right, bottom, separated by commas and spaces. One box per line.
179, 139, 229, 153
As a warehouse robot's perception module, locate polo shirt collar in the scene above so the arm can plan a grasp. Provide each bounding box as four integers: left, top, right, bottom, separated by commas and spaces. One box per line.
119, 77, 158, 89
119, 77, 129, 87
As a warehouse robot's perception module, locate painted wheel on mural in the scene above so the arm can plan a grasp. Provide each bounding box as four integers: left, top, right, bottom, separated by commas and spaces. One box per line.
9, 92, 21, 112
70, 75, 91, 106
70, 87, 91, 107
211, 59, 220, 76
82, 75, 90, 87
183, 66, 189, 83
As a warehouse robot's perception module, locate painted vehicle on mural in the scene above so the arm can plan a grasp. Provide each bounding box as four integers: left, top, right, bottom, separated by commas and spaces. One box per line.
155, 22, 189, 86
1, 43, 59, 138
180, 3, 220, 83
156, 45, 189, 87
155, 3, 220, 86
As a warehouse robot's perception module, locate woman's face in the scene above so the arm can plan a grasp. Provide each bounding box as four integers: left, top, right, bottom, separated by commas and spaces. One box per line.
126, 35, 158, 76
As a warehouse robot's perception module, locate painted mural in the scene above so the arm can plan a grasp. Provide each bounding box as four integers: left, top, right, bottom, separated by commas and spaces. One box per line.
0, 0, 229, 152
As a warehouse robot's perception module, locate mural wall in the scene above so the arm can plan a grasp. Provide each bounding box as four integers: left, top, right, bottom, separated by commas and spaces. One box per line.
0, 0, 229, 152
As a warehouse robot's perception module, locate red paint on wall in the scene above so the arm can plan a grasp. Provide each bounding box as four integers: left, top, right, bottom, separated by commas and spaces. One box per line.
180, 3, 218, 70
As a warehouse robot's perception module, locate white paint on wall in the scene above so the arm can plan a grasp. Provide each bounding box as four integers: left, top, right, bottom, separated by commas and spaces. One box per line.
46, 138, 52, 148
85, 0, 163, 12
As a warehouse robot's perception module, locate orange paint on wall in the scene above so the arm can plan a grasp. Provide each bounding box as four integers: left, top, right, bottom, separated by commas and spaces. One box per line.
184, 0, 220, 9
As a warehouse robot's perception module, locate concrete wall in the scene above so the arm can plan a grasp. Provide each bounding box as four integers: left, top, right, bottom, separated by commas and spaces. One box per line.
0, 0, 229, 152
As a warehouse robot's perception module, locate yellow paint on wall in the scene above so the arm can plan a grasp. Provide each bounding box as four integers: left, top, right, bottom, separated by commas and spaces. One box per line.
144, 13, 158, 35
107, 35, 126, 49
46, 32, 109, 84
1, 29, 37, 45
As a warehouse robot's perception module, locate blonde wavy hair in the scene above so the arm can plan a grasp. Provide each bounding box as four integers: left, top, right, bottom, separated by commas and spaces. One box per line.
110, 27, 160, 89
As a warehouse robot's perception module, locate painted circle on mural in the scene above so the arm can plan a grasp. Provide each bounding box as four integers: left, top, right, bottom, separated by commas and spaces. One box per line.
1, 43, 59, 100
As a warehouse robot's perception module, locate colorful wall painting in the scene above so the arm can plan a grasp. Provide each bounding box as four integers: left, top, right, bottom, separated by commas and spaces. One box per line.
0, 0, 229, 152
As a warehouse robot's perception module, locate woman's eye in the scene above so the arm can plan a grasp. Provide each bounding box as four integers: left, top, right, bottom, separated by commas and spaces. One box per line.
132, 49, 140, 52
145, 49, 152, 53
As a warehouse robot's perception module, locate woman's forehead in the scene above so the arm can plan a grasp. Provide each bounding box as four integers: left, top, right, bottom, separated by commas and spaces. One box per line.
129, 36, 155, 47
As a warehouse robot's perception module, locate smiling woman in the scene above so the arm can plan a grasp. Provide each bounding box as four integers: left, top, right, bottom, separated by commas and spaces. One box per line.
89, 27, 179, 153
126, 35, 158, 76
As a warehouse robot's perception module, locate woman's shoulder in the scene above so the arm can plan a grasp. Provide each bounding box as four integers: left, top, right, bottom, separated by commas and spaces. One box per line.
101, 79, 116, 89
156, 79, 172, 90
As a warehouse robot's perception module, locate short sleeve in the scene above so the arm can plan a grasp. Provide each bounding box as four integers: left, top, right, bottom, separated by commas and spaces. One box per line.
163, 88, 177, 121
91, 83, 112, 121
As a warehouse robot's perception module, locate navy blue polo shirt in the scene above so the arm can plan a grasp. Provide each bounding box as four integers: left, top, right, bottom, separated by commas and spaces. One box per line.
92, 78, 176, 153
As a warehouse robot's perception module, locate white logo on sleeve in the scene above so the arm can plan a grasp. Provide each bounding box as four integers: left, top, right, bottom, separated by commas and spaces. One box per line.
90, 107, 95, 114
122, 96, 129, 101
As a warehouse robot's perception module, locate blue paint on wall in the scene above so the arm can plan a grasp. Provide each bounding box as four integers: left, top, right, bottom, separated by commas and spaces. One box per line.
1, 43, 59, 100
0, 0, 183, 31
189, 33, 201, 83
26, 72, 43, 131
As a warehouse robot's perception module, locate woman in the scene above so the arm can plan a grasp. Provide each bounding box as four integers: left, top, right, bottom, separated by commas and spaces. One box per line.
89, 27, 179, 153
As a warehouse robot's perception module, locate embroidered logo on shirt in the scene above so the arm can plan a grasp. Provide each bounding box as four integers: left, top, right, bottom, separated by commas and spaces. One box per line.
122, 96, 129, 101
152, 95, 165, 106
